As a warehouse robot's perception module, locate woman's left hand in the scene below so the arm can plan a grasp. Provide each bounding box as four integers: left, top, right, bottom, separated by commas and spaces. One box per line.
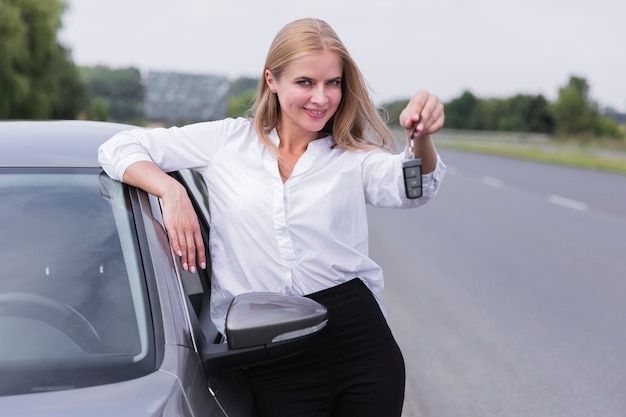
399, 90, 445, 138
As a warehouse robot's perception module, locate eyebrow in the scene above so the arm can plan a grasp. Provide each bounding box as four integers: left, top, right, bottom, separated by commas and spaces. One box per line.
295, 76, 342, 82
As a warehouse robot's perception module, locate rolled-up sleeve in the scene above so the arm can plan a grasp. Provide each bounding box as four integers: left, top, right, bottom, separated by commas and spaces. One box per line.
98, 129, 154, 181
98, 120, 238, 181
421, 154, 447, 200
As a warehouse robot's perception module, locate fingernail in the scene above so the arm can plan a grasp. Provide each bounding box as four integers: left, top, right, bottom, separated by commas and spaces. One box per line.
190, 266, 197, 274
413, 123, 425, 137
200, 262, 207, 269
177, 250, 183, 257
183, 263, 188, 271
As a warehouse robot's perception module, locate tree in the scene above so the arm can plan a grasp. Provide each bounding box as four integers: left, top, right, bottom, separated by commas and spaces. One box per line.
551, 76, 598, 136
522, 95, 554, 133
228, 89, 256, 118
604, 107, 626, 125
380, 99, 409, 126
0, 1, 28, 117
230, 77, 259, 96
227, 77, 259, 118
80, 66, 144, 122
85, 97, 109, 121
0, 0, 84, 119
444, 91, 484, 129
51, 46, 85, 119
593, 115, 623, 139
481, 94, 553, 133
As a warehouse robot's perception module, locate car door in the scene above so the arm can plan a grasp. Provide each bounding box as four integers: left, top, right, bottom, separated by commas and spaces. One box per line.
152, 169, 327, 417
113, 174, 232, 417
167, 170, 258, 417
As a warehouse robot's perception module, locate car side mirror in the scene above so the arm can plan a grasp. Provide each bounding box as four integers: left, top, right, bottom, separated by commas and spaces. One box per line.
202, 293, 327, 372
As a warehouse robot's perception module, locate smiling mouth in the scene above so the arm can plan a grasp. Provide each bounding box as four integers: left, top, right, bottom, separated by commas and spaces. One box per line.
305, 108, 326, 118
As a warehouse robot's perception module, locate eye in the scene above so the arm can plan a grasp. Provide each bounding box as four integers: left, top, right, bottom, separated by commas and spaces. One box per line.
297, 79, 312, 86
328, 78, 342, 87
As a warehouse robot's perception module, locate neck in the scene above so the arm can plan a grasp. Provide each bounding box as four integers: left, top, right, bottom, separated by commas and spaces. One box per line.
276, 122, 320, 153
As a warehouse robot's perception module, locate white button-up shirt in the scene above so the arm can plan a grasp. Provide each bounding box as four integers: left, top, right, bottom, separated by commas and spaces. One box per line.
98, 117, 446, 333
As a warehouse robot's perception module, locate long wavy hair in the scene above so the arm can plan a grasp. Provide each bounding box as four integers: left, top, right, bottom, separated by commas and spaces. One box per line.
249, 18, 396, 156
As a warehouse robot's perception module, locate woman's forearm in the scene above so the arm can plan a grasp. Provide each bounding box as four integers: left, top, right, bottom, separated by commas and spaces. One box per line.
123, 160, 206, 272
412, 134, 438, 174
122, 161, 186, 200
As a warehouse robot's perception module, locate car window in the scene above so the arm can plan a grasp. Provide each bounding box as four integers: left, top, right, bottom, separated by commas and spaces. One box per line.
0, 168, 155, 396
178, 168, 211, 223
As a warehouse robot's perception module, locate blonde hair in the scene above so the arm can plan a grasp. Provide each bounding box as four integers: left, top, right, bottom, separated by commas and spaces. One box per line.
250, 18, 396, 155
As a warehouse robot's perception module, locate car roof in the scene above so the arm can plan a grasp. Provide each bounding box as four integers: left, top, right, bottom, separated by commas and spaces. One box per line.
0, 120, 139, 168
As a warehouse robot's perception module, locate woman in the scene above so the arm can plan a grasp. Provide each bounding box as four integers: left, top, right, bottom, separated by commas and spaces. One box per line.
99, 17, 445, 417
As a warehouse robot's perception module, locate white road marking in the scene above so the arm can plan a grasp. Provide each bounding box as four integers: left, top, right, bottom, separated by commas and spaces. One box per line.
481, 176, 504, 188
548, 194, 589, 212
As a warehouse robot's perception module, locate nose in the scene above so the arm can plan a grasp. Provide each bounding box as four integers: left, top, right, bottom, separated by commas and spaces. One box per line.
310, 85, 328, 105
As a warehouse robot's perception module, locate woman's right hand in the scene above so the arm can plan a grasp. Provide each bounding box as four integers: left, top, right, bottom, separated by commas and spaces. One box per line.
123, 161, 206, 273
160, 183, 206, 273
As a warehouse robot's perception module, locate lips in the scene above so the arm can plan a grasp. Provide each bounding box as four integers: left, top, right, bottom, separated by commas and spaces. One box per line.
305, 108, 327, 119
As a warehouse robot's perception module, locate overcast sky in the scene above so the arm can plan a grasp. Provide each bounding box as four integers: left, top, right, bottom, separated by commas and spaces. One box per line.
60, 0, 625, 111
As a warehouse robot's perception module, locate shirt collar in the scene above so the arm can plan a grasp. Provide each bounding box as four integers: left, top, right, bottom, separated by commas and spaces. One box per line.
268, 128, 335, 151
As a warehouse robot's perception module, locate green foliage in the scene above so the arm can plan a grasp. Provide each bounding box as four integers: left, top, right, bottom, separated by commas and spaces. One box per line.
382, 75, 625, 143
481, 94, 553, 133
593, 115, 624, 139
0, 0, 84, 119
443, 91, 484, 130
230, 77, 259, 96
440, 140, 626, 175
550, 76, 598, 136
0, 0, 29, 116
85, 97, 109, 122
52, 47, 85, 119
228, 89, 256, 118
521, 95, 554, 133
381, 99, 409, 125
80, 66, 144, 122
604, 107, 626, 125
435, 91, 554, 133
227, 77, 258, 118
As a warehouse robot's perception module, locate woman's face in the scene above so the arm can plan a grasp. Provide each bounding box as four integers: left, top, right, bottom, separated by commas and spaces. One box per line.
266, 50, 343, 139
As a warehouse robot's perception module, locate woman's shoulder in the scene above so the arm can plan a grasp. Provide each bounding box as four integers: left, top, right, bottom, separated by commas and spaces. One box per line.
203, 116, 253, 133
202, 117, 263, 155
223, 116, 253, 128
188, 117, 256, 144
222, 117, 257, 138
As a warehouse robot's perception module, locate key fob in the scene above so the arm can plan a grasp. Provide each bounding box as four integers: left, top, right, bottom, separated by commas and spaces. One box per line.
402, 158, 422, 199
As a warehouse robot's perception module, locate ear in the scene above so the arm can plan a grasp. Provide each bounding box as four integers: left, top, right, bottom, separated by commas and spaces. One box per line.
265, 69, 277, 93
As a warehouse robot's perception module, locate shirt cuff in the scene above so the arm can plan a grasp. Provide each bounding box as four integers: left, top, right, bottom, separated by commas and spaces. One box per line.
114, 153, 154, 182
421, 154, 447, 198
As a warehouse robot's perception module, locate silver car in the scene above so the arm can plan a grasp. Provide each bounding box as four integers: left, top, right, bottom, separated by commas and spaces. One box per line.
0, 120, 328, 416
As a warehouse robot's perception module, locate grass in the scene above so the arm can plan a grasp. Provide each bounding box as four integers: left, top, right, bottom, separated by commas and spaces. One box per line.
390, 127, 626, 175
437, 141, 626, 175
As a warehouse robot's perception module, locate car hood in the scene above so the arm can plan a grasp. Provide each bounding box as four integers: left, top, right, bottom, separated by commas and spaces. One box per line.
0, 369, 191, 417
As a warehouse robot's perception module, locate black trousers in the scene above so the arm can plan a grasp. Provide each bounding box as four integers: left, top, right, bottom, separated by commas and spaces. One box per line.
246, 278, 405, 417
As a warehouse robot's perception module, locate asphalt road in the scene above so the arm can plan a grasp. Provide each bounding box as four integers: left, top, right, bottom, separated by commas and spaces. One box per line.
368, 149, 626, 417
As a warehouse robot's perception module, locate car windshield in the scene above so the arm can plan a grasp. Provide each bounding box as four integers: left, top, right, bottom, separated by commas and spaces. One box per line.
0, 168, 155, 395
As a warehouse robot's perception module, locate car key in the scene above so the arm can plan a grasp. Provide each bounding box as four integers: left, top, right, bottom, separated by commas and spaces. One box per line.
402, 122, 422, 199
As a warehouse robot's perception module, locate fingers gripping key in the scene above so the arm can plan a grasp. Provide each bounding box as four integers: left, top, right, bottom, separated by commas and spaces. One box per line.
403, 123, 422, 199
